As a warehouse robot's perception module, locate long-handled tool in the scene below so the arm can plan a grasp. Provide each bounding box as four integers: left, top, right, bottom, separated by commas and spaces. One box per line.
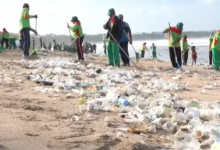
107, 31, 138, 68
123, 30, 141, 63
181, 42, 193, 56
168, 22, 182, 70
67, 23, 73, 42
31, 18, 38, 56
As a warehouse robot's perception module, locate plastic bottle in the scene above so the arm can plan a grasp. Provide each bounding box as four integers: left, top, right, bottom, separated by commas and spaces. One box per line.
162, 121, 174, 132
118, 97, 129, 106
182, 135, 200, 150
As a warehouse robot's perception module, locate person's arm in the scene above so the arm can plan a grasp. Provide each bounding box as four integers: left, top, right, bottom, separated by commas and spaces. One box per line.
127, 25, 132, 45
163, 27, 170, 33
146, 46, 148, 51
103, 19, 109, 30
24, 8, 37, 19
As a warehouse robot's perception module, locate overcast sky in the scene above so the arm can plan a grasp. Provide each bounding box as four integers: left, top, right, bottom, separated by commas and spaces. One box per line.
1, 0, 219, 35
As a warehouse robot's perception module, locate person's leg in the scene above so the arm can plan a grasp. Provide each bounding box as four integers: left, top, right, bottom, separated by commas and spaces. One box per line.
175, 47, 182, 67
169, 47, 177, 68
209, 51, 213, 65
79, 36, 84, 60
76, 37, 83, 60
113, 42, 120, 67
185, 50, 188, 65
153, 51, 156, 59
124, 42, 129, 65
107, 42, 114, 65
1, 38, 3, 47
19, 40, 22, 50
74, 38, 81, 60
21, 29, 27, 55
27, 29, 30, 55
5, 39, 9, 48
119, 42, 126, 65
212, 48, 220, 70
141, 51, 144, 58
1, 38, 6, 47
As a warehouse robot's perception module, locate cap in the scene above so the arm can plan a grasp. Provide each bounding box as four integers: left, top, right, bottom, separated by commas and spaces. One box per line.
118, 14, 123, 20
3, 28, 6, 30
23, 3, 29, 9
107, 8, 115, 15
177, 22, 183, 30
71, 16, 78, 22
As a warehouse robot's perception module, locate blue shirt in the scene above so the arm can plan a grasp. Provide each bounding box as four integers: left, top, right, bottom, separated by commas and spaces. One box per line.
119, 22, 131, 43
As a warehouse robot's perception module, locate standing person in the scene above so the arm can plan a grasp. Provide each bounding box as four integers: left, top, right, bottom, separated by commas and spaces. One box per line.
32, 37, 35, 50
151, 43, 157, 59
1, 28, 10, 48
48, 42, 52, 51
181, 34, 189, 65
103, 8, 122, 67
68, 16, 84, 61
191, 46, 197, 66
93, 44, 97, 53
43, 41, 47, 50
141, 42, 147, 58
39, 37, 43, 49
20, 3, 38, 59
53, 39, 57, 51
209, 33, 214, 65
118, 14, 132, 66
163, 22, 183, 68
211, 30, 220, 71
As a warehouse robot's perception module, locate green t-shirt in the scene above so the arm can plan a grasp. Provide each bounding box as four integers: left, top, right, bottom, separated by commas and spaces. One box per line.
181, 38, 189, 51
2, 32, 9, 39
151, 45, 156, 52
70, 21, 84, 39
166, 27, 182, 48
211, 31, 220, 50
20, 8, 31, 30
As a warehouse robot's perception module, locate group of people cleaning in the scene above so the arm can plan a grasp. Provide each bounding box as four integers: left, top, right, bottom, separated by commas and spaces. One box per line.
2, 4, 220, 70
0, 28, 17, 50
163, 23, 220, 70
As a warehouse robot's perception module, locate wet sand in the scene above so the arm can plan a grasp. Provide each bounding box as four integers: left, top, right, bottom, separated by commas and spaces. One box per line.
0, 50, 219, 150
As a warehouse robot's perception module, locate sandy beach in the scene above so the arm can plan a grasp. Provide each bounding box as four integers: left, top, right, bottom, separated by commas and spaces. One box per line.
0, 50, 219, 150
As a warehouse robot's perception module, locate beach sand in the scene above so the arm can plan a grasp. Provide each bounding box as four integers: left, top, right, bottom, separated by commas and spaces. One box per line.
0, 50, 219, 150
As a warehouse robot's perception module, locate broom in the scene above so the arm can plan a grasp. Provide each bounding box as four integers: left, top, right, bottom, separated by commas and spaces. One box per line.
123, 30, 141, 63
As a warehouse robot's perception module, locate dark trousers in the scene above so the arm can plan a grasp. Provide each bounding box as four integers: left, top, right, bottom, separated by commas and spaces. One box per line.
1, 38, 9, 48
182, 50, 189, 65
19, 40, 23, 50
209, 50, 213, 65
74, 36, 84, 60
9, 43, 16, 49
119, 42, 129, 65
169, 47, 182, 68
141, 51, 145, 58
21, 28, 30, 56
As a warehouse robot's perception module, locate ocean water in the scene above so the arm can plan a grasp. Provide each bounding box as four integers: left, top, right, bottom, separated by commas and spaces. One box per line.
95, 38, 210, 63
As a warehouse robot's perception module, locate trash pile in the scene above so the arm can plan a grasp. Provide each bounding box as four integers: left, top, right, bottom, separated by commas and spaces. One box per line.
14, 57, 220, 150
